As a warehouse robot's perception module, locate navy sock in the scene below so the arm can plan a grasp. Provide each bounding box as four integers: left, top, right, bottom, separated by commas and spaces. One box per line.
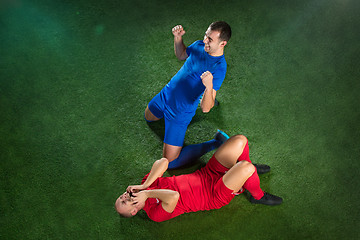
168, 139, 221, 169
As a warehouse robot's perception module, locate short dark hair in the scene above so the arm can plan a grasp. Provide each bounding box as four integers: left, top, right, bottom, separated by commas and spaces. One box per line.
209, 21, 232, 42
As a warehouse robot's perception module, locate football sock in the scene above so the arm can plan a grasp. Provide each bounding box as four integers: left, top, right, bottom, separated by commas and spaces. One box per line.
243, 171, 264, 200
237, 141, 265, 200
168, 139, 220, 169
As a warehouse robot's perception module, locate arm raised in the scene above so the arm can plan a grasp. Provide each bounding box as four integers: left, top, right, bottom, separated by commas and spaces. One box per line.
129, 158, 179, 213
127, 158, 169, 194
172, 25, 188, 61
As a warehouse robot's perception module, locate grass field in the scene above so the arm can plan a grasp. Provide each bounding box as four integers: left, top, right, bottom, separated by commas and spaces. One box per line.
1, 0, 360, 239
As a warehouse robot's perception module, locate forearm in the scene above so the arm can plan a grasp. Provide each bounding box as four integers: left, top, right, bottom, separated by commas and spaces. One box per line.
174, 37, 187, 60
201, 88, 216, 113
142, 158, 169, 188
145, 189, 179, 213
145, 189, 178, 201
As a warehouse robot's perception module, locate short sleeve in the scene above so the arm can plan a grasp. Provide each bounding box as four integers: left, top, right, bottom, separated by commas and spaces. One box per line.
144, 200, 174, 222
186, 40, 200, 57
212, 62, 227, 91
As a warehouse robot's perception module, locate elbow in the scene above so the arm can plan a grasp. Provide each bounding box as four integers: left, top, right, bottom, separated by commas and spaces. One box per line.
177, 55, 187, 61
155, 158, 169, 173
176, 51, 188, 61
172, 191, 180, 204
165, 191, 180, 214
160, 158, 169, 168
201, 105, 213, 113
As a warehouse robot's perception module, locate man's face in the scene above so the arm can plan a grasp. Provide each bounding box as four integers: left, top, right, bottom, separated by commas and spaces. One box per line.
203, 28, 225, 55
115, 192, 136, 217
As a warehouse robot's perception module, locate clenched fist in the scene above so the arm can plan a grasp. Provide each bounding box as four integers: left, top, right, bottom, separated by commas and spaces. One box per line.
200, 71, 213, 89
172, 25, 186, 38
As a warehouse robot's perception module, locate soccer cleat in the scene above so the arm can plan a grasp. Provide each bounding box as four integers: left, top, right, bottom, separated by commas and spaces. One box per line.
253, 164, 271, 174
214, 129, 230, 145
250, 192, 283, 206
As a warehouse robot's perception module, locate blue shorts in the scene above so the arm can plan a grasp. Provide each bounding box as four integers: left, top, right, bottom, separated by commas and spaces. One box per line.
148, 92, 192, 147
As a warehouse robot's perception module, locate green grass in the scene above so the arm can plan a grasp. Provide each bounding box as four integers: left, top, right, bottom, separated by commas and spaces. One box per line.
1, 0, 359, 239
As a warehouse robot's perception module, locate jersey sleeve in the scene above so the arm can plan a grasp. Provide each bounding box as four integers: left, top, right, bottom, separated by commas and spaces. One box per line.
212, 62, 227, 91
145, 201, 174, 222
186, 40, 201, 57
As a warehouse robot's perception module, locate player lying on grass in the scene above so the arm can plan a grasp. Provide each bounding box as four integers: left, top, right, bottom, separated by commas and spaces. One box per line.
115, 134, 282, 222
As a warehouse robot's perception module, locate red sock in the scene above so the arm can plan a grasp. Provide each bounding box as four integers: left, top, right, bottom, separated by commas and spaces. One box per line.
238, 142, 264, 200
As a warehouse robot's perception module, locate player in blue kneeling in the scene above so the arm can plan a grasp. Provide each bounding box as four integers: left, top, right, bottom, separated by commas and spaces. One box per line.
144, 22, 232, 169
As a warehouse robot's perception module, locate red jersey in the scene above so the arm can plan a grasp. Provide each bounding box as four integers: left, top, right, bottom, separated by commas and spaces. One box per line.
142, 155, 235, 222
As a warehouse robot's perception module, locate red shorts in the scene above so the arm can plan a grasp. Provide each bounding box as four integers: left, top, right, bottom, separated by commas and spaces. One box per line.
196, 154, 237, 209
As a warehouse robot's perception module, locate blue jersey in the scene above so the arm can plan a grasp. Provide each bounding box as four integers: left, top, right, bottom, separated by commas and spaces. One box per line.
160, 40, 227, 122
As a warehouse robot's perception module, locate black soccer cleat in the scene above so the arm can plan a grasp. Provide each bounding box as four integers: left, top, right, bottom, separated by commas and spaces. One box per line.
253, 164, 270, 174
250, 192, 283, 206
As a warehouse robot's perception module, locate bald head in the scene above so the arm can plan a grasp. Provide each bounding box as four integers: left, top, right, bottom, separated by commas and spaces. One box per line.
115, 192, 138, 218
